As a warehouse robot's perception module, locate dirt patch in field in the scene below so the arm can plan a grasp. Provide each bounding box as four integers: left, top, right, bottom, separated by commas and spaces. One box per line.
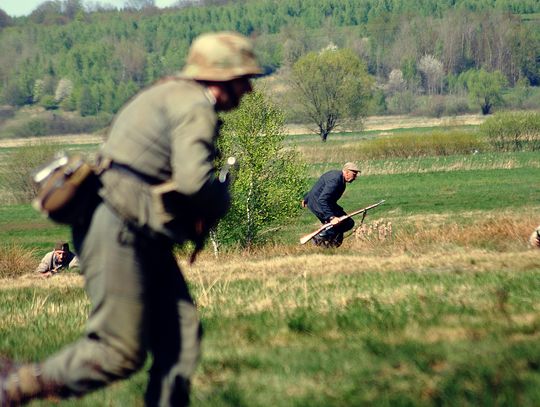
286, 114, 484, 135
0, 134, 104, 148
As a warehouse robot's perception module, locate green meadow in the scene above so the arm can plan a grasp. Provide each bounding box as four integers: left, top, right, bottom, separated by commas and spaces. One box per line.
0, 123, 539, 406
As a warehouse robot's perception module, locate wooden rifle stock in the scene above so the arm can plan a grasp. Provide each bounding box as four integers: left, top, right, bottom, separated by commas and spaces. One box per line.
299, 200, 386, 245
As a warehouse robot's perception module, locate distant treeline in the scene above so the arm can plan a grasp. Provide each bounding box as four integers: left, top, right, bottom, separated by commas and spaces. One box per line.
0, 0, 538, 117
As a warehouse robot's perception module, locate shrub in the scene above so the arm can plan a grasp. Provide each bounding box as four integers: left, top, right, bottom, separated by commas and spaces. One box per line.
4, 112, 112, 138
24, 119, 48, 136
480, 111, 540, 152
0, 243, 37, 278
409, 95, 473, 117
0, 105, 15, 122
368, 89, 387, 115
40, 95, 59, 110
522, 86, 540, 110
355, 130, 486, 159
414, 95, 446, 118
386, 90, 417, 114
443, 96, 471, 116
215, 90, 309, 248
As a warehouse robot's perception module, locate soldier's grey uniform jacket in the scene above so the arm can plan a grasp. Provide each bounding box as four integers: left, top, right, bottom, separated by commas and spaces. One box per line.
34, 78, 226, 407
99, 78, 229, 240
0, 30, 258, 407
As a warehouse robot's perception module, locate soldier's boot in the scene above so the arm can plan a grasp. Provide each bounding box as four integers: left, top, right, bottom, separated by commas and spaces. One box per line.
327, 233, 344, 248
0, 360, 62, 406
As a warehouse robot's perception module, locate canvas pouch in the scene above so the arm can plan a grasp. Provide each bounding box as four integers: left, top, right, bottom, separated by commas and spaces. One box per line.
32, 154, 101, 225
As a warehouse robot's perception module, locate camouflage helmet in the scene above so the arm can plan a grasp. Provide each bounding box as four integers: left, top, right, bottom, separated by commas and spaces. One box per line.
178, 31, 262, 81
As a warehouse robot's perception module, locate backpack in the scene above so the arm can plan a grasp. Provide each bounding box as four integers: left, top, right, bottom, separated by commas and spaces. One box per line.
32, 154, 102, 226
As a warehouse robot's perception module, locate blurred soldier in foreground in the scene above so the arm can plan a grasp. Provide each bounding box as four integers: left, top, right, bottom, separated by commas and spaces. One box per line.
35, 240, 79, 277
0, 31, 261, 406
302, 162, 361, 247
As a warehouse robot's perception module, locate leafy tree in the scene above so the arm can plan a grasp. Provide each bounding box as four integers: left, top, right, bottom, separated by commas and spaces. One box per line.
418, 54, 444, 95
2, 62, 37, 106
289, 48, 373, 142
40, 95, 59, 110
366, 11, 400, 78
514, 77, 531, 108
0, 8, 12, 29
462, 69, 507, 115
369, 89, 387, 115
214, 90, 309, 249
64, 0, 84, 20
33, 79, 45, 103
387, 69, 406, 94
29, 1, 66, 25
0, 0, 539, 125
1, 83, 28, 107
124, 0, 156, 11
280, 23, 311, 69
78, 85, 98, 116
54, 78, 73, 103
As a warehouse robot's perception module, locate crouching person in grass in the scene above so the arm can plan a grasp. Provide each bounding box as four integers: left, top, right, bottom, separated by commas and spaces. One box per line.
302, 162, 361, 248
35, 241, 79, 278
0, 31, 260, 406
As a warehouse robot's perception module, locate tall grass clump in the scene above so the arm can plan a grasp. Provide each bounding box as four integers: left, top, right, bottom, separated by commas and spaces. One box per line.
0, 243, 36, 278
356, 130, 486, 159
481, 111, 540, 152
1, 142, 60, 203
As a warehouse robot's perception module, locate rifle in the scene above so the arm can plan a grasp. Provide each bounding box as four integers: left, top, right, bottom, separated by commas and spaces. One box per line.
299, 200, 386, 245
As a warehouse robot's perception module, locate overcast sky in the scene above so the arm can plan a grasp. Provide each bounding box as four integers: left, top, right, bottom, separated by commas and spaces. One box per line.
1, 0, 180, 17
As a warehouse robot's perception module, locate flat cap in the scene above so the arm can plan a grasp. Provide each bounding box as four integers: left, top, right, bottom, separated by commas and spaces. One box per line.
54, 241, 69, 252
343, 162, 361, 173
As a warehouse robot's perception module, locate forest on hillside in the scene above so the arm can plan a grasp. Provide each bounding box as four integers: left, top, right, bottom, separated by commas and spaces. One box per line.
0, 0, 539, 133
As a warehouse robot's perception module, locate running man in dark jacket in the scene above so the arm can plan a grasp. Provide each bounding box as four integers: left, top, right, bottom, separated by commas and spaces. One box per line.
302, 162, 361, 247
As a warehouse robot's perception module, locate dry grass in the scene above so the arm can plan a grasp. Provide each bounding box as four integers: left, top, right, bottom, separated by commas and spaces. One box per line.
184, 248, 539, 284
350, 210, 539, 253
181, 248, 540, 317
4, 244, 537, 319
176, 208, 540, 314
362, 114, 485, 131
0, 272, 83, 289
0, 243, 38, 279
0, 134, 104, 148
2, 210, 538, 318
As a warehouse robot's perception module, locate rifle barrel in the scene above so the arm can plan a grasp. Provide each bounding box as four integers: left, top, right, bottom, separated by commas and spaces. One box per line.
299, 200, 386, 245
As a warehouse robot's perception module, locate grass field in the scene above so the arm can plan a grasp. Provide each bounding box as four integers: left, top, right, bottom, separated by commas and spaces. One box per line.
0, 121, 539, 406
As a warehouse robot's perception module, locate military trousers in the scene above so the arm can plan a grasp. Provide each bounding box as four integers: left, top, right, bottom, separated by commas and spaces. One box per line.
41, 202, 202, 406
